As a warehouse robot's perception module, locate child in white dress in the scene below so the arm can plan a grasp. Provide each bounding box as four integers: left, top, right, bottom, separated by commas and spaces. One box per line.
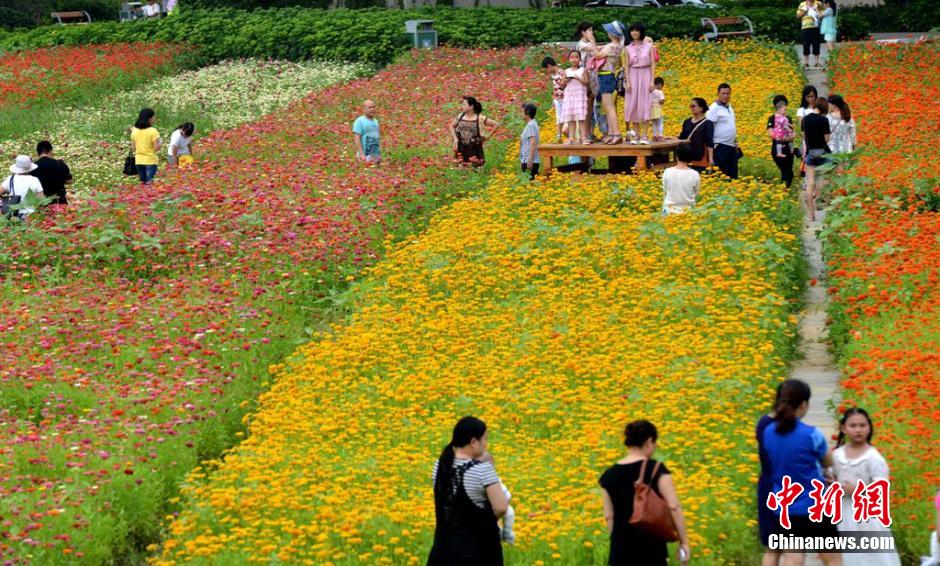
833, 408, 901, 566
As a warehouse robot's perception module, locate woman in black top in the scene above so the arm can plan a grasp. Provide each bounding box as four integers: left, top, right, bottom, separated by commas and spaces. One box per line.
599, 420, 690, 566
428, 416, 508, 565
802, 97, 831, 222
678, 97, 714, 172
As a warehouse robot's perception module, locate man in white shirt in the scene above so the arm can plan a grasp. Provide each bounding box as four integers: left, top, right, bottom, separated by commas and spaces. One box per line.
1, 155, 44, 217
706, 83, 740, 179
141, 0, 161, 17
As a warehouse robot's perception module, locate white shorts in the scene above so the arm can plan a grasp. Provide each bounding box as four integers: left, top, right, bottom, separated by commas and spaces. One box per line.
651, 117, 664, 137
553, 99, 564, 125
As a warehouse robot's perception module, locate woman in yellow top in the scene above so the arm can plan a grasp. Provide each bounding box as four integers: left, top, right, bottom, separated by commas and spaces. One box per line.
797, 0, 823, 68
130, 108, 161, 185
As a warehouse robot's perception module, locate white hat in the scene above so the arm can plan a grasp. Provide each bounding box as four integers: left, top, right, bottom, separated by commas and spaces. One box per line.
10, 155, 37, 175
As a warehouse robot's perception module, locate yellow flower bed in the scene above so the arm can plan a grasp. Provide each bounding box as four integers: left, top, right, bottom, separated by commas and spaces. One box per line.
155, 167, 802, 564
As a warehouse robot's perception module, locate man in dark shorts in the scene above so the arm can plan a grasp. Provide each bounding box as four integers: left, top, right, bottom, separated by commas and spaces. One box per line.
31, 140, 72, 205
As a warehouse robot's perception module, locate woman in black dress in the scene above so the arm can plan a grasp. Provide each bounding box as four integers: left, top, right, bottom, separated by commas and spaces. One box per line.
599, 420, 690, 566
678, 97, 714, 172
428, 416, 508, 565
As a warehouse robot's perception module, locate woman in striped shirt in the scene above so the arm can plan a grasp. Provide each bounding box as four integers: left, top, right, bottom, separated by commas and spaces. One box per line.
428, 416, 509, 565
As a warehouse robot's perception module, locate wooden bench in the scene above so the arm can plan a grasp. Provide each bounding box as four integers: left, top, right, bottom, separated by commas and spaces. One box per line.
51, 11, 92, 25
701, 16, 754, 42
538, 140, 681, 176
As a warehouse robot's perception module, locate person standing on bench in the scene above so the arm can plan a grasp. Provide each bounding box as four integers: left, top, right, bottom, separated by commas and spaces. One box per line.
31, 141, 72, 206
706, 83, 740, 180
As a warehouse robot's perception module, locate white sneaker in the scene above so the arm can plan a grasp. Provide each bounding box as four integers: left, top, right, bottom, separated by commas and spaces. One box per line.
639, 137, 650, 145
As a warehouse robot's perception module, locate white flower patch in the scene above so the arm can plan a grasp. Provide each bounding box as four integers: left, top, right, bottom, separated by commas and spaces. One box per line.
0, 59, 370, 198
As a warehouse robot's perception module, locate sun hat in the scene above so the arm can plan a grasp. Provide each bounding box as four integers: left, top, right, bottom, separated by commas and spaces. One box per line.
602, 20, 626, 39
9, 155, 37, 175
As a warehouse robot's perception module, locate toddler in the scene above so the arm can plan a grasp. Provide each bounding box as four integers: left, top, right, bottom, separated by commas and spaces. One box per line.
480, 451, 515, 545
650, 77, 665, 142
771, 99, 794, 157
541, 56, 567, 142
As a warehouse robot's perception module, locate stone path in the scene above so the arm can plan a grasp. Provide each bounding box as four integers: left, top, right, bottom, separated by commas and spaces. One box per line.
792, 41, 840, 566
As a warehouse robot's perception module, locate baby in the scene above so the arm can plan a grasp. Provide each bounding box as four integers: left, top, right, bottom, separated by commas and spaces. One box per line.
771, 99, 794, 157
480, 451, 515, 545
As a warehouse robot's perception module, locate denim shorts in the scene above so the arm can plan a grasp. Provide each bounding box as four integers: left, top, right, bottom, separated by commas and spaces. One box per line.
137, 164, 158, 183
597, 72, 616, 95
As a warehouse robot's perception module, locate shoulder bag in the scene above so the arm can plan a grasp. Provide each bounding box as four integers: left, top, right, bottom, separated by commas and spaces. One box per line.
628, 459, 678, 541
1, 176, 22, 219
123, 153, 137, 176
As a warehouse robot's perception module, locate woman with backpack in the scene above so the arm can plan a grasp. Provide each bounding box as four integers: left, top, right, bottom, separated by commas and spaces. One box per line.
599, 420, 690, 565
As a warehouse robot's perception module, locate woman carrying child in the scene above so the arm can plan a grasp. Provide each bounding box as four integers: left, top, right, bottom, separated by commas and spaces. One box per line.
766, 95, 796, 188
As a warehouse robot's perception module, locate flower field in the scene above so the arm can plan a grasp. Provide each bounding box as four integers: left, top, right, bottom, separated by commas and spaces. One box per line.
0, 58, 371, 195
0, 43, 185, 109
156, 39, 807, 564
156, 169, 803, 564
655, 39, 802, 162
825, 41, 940, 559
0, 47, 541, 564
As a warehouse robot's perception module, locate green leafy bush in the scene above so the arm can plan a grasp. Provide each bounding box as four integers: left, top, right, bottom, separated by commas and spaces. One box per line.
0, 6, 872, 63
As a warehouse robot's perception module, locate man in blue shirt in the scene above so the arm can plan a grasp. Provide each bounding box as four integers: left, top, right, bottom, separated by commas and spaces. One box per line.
706, 83, 740, 179
352, 100, 381, 165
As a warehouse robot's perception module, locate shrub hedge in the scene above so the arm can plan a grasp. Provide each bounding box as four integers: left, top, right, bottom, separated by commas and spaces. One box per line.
0, 6, 871, 64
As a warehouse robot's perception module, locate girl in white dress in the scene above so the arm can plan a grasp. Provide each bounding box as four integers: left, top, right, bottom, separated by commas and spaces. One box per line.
833, 408, 901, 566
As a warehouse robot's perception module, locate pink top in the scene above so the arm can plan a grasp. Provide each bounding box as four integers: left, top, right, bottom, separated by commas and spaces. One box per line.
626, 41, 653, 69
935, 489, 940, 511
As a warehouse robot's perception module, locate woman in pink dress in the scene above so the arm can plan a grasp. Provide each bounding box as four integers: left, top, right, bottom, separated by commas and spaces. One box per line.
622, 22, 657, 144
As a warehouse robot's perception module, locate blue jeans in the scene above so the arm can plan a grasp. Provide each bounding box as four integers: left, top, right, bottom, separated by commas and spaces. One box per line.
137, 164, 158, 184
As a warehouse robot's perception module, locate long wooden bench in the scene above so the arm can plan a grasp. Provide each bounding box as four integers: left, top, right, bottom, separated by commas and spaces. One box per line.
701, 16, 754, 42
51, 11, 92, 25
538, 140, 681, 175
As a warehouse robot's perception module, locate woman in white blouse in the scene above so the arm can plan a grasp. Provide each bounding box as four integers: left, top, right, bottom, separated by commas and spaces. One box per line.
827, 94, 857, 154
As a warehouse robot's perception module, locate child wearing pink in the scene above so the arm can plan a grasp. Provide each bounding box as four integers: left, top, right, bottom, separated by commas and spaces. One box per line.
561, 50, 590, 144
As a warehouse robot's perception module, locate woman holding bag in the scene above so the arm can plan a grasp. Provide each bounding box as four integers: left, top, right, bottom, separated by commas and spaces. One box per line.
599, 420, 690, 566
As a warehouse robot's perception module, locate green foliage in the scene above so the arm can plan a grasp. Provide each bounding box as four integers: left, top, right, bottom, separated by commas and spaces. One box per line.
0, 6, 873, 64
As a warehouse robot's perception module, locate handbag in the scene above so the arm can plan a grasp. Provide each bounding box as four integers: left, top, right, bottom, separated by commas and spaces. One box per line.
1, 175, 22, 219
628, 459, 678, 541
615, 69, 625, 97
123, 154, 137, 176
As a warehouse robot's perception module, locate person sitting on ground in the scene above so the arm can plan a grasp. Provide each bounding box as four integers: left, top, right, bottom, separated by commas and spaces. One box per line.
31, 140, 72, 206
662, 143, 700, 215
353, 100, 381, 165
519, 103, 541, 180
599, 419, 691, 566
1, 155, 44, 218
167, 122, 195, 167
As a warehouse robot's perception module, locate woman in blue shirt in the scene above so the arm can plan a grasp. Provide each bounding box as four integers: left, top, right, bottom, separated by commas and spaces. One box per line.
762, 379, 842, 566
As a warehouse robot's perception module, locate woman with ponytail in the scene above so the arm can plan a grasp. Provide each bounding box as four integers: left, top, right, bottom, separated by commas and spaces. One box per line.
762, 379, 842, 566
449, 96, 500, 167
428, 416, 508, 565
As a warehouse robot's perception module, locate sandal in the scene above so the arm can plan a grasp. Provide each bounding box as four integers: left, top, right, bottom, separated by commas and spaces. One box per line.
563, 139, 574, 145
581, 138, 593, 145
606, 136, 622, 145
